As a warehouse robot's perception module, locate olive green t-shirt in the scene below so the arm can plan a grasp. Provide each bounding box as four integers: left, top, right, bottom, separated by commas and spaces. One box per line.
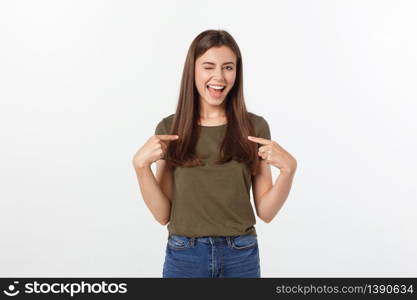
154, 112, 271, 238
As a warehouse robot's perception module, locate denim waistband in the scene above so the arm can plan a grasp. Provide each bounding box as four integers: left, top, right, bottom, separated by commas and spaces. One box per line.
168, 234, 256, 247
194, 236, 231, 245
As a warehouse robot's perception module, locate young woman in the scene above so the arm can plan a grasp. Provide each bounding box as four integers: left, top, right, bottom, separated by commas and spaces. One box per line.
132, 29, 297, 278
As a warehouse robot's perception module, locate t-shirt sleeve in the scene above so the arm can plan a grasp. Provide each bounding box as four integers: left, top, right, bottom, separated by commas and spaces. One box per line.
257, 116, 271, 140
154, 118, 167, 135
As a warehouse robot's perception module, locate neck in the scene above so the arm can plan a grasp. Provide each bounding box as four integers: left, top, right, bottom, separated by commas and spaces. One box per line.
199, 98, 226, 120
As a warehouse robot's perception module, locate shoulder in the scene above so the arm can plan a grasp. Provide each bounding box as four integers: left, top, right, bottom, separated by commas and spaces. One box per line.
159, 113, 175, 125
248, 111, 268, 125
247, 111, 270, 130
154, 113, 175, 135
247, 112, 271, 139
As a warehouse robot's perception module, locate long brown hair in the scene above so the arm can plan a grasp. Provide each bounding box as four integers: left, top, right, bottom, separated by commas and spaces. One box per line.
165, 29, 261, 176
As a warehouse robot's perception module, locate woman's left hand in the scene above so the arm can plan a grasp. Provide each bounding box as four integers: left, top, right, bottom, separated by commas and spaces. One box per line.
248, 136, 297, 173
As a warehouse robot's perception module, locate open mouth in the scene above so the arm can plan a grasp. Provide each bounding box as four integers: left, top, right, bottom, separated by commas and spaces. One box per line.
206, 85, 226, 98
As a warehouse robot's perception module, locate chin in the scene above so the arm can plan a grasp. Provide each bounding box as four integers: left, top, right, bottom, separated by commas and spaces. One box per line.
206, 98, 225, 106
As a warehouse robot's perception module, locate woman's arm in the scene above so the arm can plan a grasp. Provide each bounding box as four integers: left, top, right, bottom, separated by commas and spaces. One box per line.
132, 159, 173, 225
252, 161, 296, 223
249, 135, 297, 223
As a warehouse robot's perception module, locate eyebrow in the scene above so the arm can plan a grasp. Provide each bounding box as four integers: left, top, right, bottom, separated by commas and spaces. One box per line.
202, 61, 235, 66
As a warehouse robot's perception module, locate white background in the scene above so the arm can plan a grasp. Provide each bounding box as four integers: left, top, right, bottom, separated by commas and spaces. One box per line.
1, 0, 416, 277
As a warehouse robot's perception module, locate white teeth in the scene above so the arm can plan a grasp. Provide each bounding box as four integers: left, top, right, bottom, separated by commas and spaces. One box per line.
208, 85, 225, 90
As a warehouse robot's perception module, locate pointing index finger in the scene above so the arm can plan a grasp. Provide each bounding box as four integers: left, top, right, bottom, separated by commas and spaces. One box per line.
156, 134, 179, 140
247, 135, 271, 145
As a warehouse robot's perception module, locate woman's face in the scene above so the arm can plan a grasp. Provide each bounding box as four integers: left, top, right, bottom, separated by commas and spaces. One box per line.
194, 46, 237, 108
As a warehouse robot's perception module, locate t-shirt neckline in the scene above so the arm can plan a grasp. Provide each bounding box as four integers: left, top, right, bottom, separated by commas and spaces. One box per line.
197, 123, 227, 128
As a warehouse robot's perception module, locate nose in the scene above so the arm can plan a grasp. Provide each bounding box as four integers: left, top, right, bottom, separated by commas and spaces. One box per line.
213, 66, 225, 82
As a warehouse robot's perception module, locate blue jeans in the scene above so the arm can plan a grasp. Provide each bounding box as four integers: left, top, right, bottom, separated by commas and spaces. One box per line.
162, 234, 261, 278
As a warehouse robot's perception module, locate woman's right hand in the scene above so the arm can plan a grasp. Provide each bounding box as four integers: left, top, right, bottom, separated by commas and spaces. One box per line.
132, 134, 179, 168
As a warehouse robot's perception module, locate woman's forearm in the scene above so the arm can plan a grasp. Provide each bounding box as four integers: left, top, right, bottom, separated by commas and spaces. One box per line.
133, 164, 171, 225
257, 169, 296, 223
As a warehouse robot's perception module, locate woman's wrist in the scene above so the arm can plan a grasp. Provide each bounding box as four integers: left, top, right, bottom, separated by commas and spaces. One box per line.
132, 157, 150, 169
